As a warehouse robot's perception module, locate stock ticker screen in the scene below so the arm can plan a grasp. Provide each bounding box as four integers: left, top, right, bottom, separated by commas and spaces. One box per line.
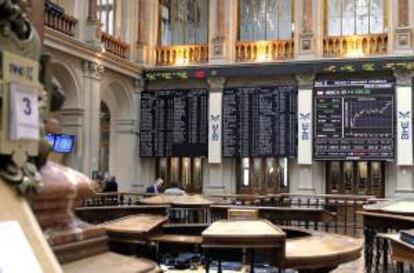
314, 77, 395, 161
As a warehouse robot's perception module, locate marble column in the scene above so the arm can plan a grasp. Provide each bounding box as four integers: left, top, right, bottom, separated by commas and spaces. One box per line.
391, 71, 414, 197
295, 0, 317, 59
82, 61, 104, 177
291, 74, 324, 194
59, 108, 85, 171
28, 0, 45, 43
135, 0, 159, 65
113, 118, 136, 191
393, 0, 413, 54
205, 77, 236, 194
85, 0, 101, 46
208, 0, 238, 64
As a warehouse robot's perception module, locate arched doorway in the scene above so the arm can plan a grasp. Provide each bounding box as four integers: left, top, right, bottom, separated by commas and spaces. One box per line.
99, 101, 111, 175
50, 61, 82, 170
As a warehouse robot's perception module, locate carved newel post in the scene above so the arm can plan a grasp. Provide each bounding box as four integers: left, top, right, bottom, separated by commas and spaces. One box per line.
30, 119, 107, 263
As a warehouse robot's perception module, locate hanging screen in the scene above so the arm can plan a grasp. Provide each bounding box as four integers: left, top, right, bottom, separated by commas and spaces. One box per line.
314, 76, 395, 161
139, 89, 208, 157
222, 86, 297, 157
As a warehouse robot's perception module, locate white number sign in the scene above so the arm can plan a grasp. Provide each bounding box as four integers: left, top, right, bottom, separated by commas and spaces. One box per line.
9, 83, 39, 141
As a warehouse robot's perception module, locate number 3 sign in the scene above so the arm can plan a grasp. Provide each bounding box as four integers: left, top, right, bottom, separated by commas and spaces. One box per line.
9, 83, 39, 141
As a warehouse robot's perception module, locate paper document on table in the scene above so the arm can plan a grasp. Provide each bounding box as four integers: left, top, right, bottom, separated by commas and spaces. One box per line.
0, 221, 43, 273
383, 201, 414, 214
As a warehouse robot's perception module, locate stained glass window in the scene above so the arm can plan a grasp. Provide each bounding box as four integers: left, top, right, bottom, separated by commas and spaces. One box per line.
159, 0, 209, 46
327, 0, 384, 36
239, 0, 293, 41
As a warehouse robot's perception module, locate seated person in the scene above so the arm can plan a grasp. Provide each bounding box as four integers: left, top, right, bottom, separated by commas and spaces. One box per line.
164, 182, 186, 196
103, 176, 118, 192
146, 178, 163, 193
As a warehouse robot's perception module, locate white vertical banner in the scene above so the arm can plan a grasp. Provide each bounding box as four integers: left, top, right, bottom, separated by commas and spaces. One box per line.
208, 92, 222, 163
397, 86, 413, 166
298, 89, 313, 165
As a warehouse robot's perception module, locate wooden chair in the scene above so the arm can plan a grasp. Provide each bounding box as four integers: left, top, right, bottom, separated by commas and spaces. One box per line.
227, 208, 259, 220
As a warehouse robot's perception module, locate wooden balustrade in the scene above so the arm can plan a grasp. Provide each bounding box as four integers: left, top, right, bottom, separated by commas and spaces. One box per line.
44, 0, 77, 37
209, 193, 374, 236
101, 32, 130, 59
235, 39, 294, 62
155, 44, 209, 66
323, 33, 388, 57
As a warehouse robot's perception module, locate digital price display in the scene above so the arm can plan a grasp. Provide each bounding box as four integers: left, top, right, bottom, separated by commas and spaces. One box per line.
314, 77, 395, 160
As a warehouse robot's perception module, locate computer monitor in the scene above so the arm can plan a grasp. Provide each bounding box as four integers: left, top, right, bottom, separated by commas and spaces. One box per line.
45, 134, 75, 153
46, 133, 56, 148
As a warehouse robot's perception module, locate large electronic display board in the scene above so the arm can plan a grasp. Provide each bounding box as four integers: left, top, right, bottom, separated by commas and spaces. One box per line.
222, 86, 297, 157
314, 77, 395, 160
140, 89, 208, 157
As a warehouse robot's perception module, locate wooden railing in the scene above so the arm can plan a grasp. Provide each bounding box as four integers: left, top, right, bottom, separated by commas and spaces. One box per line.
155, 44, 209, 66
323, 33, 388, 57
82, 192, 155, 207
235, 40, 294, 62
44, 0, 77, 37
101, 32, 130, 59
273, 193, 374, 236
209, 193, 375, 237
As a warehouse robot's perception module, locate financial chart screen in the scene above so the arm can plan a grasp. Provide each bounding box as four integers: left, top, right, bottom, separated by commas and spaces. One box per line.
314, 78, 395, 160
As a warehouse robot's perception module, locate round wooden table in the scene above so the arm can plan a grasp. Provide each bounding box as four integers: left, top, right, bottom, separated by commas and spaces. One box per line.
284, 229, 362, 272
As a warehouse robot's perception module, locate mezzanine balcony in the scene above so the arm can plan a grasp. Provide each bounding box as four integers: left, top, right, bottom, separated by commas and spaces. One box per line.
101, 32, 130, 59
235, 39, 294, 62
44, 0, 77, 37
155, 44, 209, 66
323, 33, 388, 58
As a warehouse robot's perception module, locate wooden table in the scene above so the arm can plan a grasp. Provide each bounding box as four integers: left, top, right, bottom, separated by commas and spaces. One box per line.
100, 214, 168, 254
363, 200, 414, 216
202, 220, 286, 273
377, 233, 414, 273
62, 252, 160, 273
160, 226, 362, 273
359, 201, 414, 273
284, 230, 362, 272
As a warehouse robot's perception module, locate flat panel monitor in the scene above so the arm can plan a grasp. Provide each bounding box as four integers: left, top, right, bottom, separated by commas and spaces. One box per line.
46, 134, 75, 153
314, 75, 395, 161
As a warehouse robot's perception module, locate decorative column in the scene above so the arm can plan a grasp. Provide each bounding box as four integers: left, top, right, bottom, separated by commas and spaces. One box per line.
295, 0, 317, 59
205, 77, 235, 194
59, 108, 85, 171
208, 0, 238, 64
136, 0, 159, 65
297, 74, 313, 165
393, 0, 413, 54
292, 74, 321, 194
133, 77, 155, 191
27, 0, 45, 43
82, 61, 104, 177
85, 0, 101, 46
393, 71, 414, 196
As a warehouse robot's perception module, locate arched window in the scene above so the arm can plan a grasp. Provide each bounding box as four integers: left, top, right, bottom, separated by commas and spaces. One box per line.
326, 0, 385, 36
159, 0, 209, 46
97, 0, 116, 35
239, 0, 293, 41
